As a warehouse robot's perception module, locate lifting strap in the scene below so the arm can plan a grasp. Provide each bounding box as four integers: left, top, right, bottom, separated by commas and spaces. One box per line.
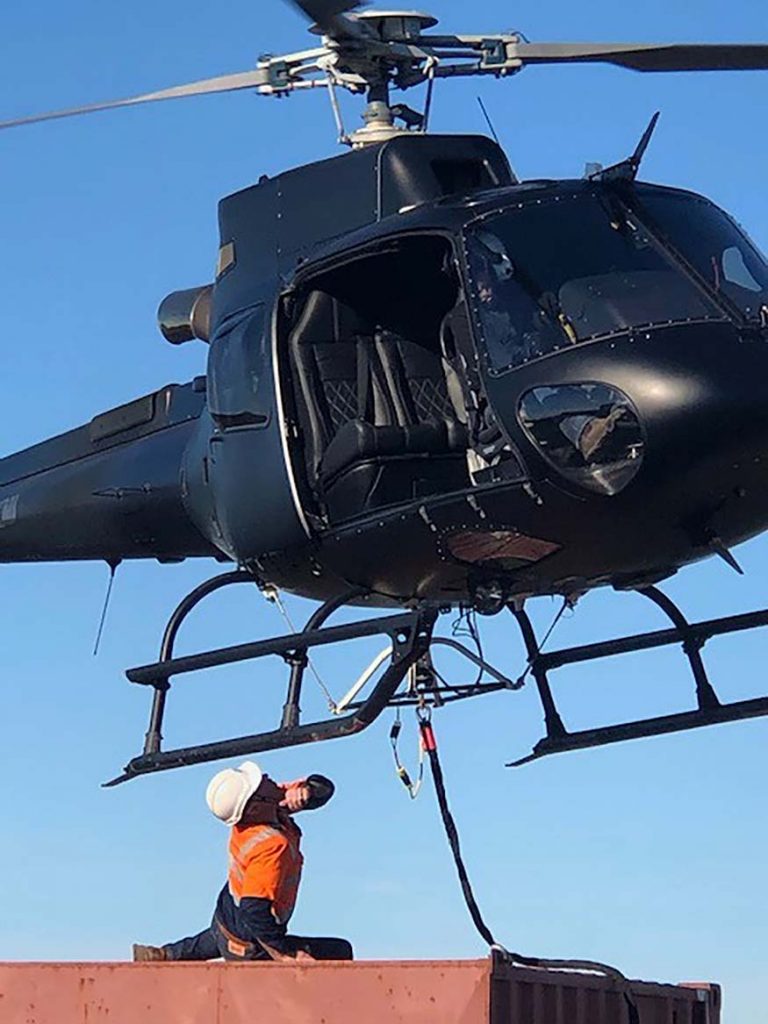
418, 711, 640, 1024
418, 712, 495, 946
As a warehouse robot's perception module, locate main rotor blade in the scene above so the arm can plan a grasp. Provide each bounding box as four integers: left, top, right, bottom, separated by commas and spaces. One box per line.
289, 0, 359, 21
287, 0, 363, 39
512, 42, 768, 72
0, 68, 271, 132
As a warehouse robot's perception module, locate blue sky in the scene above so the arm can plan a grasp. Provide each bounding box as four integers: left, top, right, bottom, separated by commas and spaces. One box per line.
0, 0, 766, 1020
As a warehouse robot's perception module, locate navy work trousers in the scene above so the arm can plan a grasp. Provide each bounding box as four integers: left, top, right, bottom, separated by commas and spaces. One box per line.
164, 915, 353, 962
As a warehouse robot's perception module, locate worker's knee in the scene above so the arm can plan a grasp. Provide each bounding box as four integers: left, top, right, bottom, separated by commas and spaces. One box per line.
320, 937, 353, 961
290, 935, 353, 960
338, 939, 353, 960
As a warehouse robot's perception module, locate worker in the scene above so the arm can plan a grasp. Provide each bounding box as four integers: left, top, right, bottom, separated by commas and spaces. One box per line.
132, 760, 353, 962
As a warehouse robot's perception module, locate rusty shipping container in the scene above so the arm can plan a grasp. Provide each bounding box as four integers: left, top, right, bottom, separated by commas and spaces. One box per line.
0, 955, 720, 1023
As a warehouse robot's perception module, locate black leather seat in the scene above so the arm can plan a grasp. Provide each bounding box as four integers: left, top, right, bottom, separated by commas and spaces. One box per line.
289, 292, 469, 520
320, 420, 463, 482
288, 291, 372, 481
375, 331, 466, 439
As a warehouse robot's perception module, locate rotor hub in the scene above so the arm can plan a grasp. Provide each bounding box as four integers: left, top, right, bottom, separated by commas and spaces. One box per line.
310, 9, 438, 42
7, 2, 768, 153
353, 10, 439, 41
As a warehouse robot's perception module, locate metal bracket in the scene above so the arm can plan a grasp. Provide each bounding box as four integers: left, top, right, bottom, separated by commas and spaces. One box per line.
480, 38, 519, 73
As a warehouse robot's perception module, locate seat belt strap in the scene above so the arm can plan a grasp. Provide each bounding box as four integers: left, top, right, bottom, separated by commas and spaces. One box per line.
356, 336, 373, 421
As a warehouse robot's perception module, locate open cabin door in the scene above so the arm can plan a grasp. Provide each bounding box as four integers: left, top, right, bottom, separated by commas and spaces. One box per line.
189, 301, 310, 560
279, 236, 472, 524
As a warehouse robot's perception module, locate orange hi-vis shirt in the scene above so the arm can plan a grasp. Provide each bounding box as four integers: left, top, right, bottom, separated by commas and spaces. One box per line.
227, 817, 303, 925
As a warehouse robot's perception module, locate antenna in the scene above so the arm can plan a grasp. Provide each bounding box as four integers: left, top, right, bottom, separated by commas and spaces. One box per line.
588, 111, 661, 182
93, 559, 121, 656
477, 96, 500, 145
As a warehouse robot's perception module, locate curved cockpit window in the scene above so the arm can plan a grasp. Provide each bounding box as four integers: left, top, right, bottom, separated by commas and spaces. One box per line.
632, 191, 768, 321
208, 304, 269, 428
465, 192, 724, 374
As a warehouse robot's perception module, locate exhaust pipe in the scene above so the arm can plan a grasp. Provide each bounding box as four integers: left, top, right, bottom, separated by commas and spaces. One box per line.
158, 284, 212, 344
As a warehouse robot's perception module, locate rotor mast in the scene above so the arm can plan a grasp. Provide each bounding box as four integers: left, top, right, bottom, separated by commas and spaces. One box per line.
313, 10, 442, 146
356, 83, 398, 147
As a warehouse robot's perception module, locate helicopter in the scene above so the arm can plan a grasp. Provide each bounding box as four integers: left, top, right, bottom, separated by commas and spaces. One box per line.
3, 0, 768, 787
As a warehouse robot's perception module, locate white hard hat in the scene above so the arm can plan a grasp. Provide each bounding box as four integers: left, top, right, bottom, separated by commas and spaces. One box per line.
205, 761, 264, 825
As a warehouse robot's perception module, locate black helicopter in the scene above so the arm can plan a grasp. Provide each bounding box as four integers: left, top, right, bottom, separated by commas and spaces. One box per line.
3, 1, 768, 785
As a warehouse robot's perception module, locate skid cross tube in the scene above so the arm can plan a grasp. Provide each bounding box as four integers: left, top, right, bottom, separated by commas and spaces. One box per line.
638, 586, 721, 710
142, 570, 256, 756
510, 604, 567, 739
280, 587, 365, 730
507, 589, 768, 767
106, 606, 436, 785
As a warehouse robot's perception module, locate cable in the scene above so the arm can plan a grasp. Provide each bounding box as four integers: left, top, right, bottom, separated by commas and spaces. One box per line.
419, 712, 639, 1024
451, 607, 484, 687
92, 558, 121, 656
513, 596, 572, 688
264, 587, 339, 711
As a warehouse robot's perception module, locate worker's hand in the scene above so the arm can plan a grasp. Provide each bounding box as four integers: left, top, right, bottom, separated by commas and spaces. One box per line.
279, 778, 311, 813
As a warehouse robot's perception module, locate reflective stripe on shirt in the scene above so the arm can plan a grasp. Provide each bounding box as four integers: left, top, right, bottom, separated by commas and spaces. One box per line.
227, 819, 303, 923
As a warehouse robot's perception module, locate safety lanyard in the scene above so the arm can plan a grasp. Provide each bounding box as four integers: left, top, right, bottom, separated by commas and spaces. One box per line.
389, 707, 425, 799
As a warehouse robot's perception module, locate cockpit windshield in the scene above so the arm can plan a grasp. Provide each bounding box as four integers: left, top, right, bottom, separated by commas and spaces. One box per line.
465, 190, 730, 374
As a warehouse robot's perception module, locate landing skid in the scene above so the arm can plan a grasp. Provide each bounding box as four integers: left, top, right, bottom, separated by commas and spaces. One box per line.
105, 573, 768, 786
105, 571, 437, 786
508, 586, 768, 767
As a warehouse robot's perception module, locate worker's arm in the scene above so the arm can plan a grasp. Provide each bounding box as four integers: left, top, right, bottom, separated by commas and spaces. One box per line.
236, 896, 290, 951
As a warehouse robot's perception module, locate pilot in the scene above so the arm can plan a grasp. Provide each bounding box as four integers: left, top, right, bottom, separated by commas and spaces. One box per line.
132, 761, 352, 962
471, 233, 544, 367
473, 244, 516, 358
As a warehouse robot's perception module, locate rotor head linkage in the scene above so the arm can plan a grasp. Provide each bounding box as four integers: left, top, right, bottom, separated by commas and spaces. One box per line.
3, 3, 768, 147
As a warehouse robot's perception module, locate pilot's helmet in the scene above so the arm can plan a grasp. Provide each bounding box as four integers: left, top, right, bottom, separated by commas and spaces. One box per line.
474, 230, 515, 282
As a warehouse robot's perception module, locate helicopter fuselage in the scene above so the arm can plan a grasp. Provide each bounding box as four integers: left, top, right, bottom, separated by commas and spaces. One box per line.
2, 134, 768, 611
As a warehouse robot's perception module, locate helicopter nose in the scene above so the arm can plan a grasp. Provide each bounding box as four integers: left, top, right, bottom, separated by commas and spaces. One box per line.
513, 321, 768, 550
622, 322, 768, 545
647, 335, 768, 461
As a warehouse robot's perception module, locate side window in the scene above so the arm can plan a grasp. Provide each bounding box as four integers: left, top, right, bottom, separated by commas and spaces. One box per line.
208, 305, 270, 428
638, 192, 768, 319
722, 245, 764, 293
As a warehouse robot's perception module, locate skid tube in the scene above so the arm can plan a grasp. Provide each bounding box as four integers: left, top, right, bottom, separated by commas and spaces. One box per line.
105, 571, 436, 786
507, 585, 768, 767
